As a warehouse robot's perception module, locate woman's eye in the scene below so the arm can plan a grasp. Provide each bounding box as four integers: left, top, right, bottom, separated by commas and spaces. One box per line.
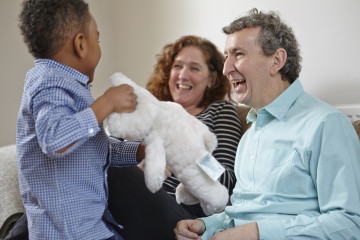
173, 64, 182, 69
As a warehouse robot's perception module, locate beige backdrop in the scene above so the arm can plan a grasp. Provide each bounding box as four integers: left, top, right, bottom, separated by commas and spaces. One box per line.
1, 0, 360, 146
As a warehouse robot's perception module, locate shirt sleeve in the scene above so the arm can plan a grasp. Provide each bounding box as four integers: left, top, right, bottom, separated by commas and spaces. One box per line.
32, 87, 100, 156
212, 102, 242, 193
109, 137, 141, 167
199, 212, 228, 239
258, 114, 360, 239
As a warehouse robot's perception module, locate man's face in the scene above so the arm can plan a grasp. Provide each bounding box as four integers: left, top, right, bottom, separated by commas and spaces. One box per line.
223, 27, 274, 110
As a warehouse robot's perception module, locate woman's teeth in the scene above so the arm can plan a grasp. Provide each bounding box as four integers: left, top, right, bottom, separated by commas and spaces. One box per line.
178, 84, 191, 89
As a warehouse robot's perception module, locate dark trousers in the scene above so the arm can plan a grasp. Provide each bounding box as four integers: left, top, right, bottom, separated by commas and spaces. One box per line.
107, 166, 205, 240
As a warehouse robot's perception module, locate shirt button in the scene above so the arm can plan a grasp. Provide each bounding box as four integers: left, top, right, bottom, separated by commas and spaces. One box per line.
248, 187, 252, 190
257, 126, 262, 131
88, 128, 94, 134
250, 156, 255, 160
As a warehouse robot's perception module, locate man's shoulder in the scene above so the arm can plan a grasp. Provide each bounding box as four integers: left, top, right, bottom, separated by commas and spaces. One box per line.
296, 92, 342, 120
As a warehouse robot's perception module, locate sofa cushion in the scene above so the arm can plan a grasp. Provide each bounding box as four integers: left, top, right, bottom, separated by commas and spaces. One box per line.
0, 145, 24, 230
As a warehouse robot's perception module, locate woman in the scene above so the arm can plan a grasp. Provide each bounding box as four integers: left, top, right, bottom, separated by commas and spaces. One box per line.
108, 35, 242, 240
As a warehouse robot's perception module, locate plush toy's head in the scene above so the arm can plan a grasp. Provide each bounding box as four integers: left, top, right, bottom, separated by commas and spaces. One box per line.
107, 72, 159, 140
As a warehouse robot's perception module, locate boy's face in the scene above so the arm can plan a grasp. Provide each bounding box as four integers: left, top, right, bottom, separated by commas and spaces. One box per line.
84, 14, 101, 83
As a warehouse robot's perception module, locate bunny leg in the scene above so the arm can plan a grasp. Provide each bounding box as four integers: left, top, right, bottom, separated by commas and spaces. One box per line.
143, 132, 167, 193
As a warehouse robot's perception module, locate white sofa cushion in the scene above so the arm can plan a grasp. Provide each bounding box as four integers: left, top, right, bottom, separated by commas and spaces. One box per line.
0, 145, 24, 228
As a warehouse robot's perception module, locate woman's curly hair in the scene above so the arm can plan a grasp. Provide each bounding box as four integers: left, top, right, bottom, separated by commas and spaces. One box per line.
146, 35, 233, 108
18, 0, 91, 59
223, 8, 302, 84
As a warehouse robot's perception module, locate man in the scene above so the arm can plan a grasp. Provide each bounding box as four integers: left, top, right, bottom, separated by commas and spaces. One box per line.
174, 8, 360, 240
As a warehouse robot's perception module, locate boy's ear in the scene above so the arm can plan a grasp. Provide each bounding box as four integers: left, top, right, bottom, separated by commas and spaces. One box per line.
73, 33, 87, 58
270, 48, 287, 75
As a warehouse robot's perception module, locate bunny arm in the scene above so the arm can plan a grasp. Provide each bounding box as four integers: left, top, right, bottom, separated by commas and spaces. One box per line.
143, 131, 167, 193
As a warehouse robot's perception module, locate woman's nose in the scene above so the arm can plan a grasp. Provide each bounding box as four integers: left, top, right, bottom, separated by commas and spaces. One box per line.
179, 67, 189, 80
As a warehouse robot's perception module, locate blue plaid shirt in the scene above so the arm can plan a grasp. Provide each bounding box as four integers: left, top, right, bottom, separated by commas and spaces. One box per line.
16, 59, 140, 239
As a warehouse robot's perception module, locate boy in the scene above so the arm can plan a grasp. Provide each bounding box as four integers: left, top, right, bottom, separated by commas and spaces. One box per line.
15, 0, 144, 239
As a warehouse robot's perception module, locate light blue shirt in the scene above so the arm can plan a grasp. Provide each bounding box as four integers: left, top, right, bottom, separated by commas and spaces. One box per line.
201, 79, 360, 239
17, 59, 140, 239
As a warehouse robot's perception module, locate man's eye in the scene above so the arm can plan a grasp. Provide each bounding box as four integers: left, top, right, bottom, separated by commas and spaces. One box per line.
173, 64, 182, 69
236, 52, 244, 57
191, 67, 200, 71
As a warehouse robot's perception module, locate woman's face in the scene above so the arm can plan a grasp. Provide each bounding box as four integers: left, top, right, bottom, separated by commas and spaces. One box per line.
168, 46, 214, 110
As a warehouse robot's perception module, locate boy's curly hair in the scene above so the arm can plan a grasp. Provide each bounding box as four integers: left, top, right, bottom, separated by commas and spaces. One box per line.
19, 0, 91, 59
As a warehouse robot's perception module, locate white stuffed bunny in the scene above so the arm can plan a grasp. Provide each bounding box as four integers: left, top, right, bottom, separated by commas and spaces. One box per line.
107, 72, 229, 215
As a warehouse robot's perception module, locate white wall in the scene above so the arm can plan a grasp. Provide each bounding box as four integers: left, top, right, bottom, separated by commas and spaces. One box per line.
1, 0, 359, 146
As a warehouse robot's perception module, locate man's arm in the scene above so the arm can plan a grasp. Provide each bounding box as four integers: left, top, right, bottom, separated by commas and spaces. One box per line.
210, 222, 259, 240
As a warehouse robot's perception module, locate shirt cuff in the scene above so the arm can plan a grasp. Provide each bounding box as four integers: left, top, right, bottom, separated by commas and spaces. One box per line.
257, 219, 285, 239
77, 107, 101, 137
111, 140, 141, 167
199, 212, 226, 239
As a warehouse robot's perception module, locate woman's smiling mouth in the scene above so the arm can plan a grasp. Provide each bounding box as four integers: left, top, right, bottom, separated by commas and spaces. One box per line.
177, 84, 192, 90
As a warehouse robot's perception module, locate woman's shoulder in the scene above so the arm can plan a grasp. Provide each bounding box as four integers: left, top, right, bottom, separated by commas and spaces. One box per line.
206, 100, 238, 112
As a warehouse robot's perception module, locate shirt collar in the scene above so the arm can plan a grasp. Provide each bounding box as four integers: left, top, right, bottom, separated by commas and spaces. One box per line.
247, 79, 304, 122
34, 59, 90, 86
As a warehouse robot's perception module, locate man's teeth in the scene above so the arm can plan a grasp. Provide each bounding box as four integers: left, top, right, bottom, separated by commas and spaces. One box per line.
178, 84, 191, 89
232, 80, 245, 86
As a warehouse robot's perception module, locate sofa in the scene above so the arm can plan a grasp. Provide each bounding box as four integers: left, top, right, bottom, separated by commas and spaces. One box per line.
1, 105, 359, 238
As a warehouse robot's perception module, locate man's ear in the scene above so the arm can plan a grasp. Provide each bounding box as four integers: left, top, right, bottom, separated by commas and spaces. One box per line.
73, 33, 87, 58
271, 48, 287, 75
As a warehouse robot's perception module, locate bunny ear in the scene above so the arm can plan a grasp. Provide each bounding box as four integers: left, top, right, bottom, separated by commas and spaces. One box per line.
109, 72, 122, 86
110, 72, 139, 88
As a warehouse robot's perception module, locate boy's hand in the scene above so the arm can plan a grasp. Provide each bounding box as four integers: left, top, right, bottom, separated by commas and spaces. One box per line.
104, 84, 137, 113
91, 84, 137, 125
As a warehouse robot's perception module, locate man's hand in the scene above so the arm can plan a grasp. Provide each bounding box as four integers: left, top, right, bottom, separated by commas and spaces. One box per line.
174, 219, 205, 240
210, 222, 259, 240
